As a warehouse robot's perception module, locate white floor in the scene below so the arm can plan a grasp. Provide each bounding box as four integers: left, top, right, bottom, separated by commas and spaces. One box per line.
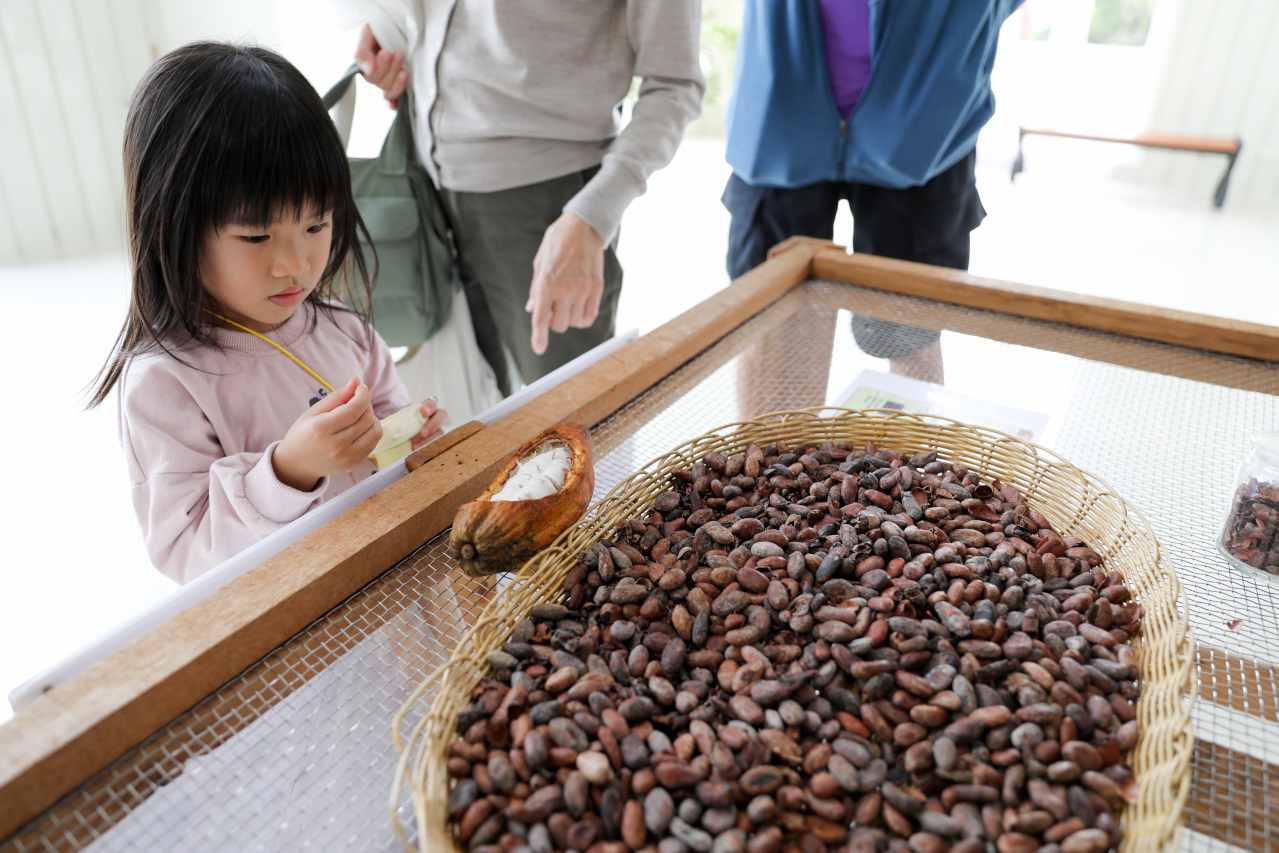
1, 138, 1277, 724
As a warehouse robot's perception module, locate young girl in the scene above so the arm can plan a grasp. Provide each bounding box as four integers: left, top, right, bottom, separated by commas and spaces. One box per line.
89, 42, 447, 584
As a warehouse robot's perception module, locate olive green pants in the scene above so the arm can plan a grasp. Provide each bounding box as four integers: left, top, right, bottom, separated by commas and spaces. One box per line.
440, 167, 624, 397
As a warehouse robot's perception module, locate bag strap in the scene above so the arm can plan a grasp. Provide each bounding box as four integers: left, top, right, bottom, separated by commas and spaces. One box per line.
322, 64, 362, 110
324, 65, 359, 148
323, 63, 415, 178
378, 91, 415, 177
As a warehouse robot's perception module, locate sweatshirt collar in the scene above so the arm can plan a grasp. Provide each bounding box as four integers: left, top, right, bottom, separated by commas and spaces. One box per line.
202, 302, 313, 355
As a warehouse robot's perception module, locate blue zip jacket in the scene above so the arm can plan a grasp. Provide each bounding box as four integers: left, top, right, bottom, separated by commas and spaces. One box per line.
725, 0, 1024, 189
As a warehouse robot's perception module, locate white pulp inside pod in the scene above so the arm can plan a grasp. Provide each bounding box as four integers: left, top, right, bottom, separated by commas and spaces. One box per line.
491, 440, 572, 501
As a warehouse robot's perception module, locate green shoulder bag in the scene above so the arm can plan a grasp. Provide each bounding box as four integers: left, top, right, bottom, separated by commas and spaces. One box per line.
323, 65, 456, 346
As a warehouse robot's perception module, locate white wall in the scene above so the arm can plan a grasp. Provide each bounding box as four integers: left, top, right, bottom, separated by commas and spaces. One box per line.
152, 0, 278, 47
981, 1, 1177, 179
0, 0, 392, 266
154, 0, 393, 158
0, 0, 161, 265
1135, 0, 1279, 210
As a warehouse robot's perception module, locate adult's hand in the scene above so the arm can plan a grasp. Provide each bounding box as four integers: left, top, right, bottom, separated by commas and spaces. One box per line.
354, 24, 408, 108
526, 212, 605, 356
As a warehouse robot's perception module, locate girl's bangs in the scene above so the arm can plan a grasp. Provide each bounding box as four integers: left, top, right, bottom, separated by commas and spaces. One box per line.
202, 77, 349, 230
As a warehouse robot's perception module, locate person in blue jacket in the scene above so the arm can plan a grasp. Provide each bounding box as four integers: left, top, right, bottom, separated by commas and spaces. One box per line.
723, 0, 1024, 377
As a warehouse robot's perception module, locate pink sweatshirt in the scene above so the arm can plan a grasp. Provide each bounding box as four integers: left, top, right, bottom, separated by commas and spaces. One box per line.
118, 302, 410, 584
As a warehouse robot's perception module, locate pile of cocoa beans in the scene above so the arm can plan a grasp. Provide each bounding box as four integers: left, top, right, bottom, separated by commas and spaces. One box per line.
1220, 478, 1279, 575
446, 441, 1142, 853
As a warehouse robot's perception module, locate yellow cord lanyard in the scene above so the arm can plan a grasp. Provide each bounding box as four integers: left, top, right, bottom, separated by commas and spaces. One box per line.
203, 308, 337, 394
203, 308, 359, 484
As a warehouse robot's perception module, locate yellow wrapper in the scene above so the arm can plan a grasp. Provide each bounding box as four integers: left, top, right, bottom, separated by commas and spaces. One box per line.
369, 402, 428, 468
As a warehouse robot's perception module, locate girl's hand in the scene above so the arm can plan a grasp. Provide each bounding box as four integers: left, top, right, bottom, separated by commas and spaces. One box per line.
274, 377, 382, 491
410, 399, 448, 450
354, 24, 409, 108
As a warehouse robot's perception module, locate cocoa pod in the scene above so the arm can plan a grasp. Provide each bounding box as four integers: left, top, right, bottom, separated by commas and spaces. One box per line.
451, 423, 595, 575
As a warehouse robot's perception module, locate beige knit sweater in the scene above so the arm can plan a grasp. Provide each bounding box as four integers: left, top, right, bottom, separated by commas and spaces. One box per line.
330, 0, 705, 242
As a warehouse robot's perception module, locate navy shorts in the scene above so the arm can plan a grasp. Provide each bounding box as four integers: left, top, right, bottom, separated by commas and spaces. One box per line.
722, 148, 985, 359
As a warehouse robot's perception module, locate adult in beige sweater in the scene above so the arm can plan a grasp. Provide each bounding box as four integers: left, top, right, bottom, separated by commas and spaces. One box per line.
333, 0, 705, 394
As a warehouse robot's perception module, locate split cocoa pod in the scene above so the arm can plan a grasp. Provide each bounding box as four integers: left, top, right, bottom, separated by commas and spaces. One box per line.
450, 423, 595, 576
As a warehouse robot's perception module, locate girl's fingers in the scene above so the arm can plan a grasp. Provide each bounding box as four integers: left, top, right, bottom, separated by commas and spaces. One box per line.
310, 377, 359, 414
410, 408, 449, 449
332, 406, 381, 448
320, 381, 373, 431
424, 408, 448, 433
352, 416, 383, 455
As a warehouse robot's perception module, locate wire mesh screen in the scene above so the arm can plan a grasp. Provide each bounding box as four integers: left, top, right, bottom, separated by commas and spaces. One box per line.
6, 279, 1277, 852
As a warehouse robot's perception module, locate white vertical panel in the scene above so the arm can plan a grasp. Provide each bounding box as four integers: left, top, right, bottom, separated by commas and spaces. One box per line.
137, 0, 164, 58
1186, 0, 1264, 201
1164, 2, 1242, 199
1254, 90, 1279, 206
1225, 0, 1279, 207
37, 0, 123, 249
0, 168, 21, 264
0, 0, 97, 256
72, 0, 132, 229
1139, 0, 1209, 190
109, 0, 158, 91
1138, 0, 1279, 210
0, 6, 59, 261
0, 0, 154, 264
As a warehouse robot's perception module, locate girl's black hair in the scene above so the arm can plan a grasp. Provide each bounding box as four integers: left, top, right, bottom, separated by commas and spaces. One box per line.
88, 41, 374, 408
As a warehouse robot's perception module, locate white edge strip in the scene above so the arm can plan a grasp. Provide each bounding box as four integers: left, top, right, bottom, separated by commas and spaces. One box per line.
8, 329, 640, 712
1189, 693, 1279, 766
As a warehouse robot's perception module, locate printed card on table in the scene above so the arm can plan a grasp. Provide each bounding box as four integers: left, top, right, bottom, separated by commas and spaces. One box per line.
832, 369, 1052, 444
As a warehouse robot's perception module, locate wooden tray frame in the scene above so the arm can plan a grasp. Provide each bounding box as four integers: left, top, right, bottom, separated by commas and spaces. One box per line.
2, 237, 1278, 843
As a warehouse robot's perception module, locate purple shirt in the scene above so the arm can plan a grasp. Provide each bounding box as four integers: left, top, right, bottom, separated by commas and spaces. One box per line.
820, 0, 874, 118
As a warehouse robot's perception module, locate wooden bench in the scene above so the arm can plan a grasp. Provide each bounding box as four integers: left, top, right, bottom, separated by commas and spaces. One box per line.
1011, 126, 1242, 208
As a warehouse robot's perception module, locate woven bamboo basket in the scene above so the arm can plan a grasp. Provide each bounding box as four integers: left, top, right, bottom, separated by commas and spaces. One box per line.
391, 408, 1196, 853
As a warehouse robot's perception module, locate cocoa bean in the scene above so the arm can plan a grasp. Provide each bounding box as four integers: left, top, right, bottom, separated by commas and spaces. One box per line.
746, 826, 783, 853
644, 786, 675, 833
1060, 828, 1111, 853
669, 817, 713, 852
619, 798, 645, 849
576, 751, 613, 785
654, 761, 702, 789
729, 695, 765, 725
995, 834, 1039, 853
519, 784, 564, 821
910, 704, 949, 728
618, 696, 657, 723
740, 764, 786, 795
1048, 760, 1082, 783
